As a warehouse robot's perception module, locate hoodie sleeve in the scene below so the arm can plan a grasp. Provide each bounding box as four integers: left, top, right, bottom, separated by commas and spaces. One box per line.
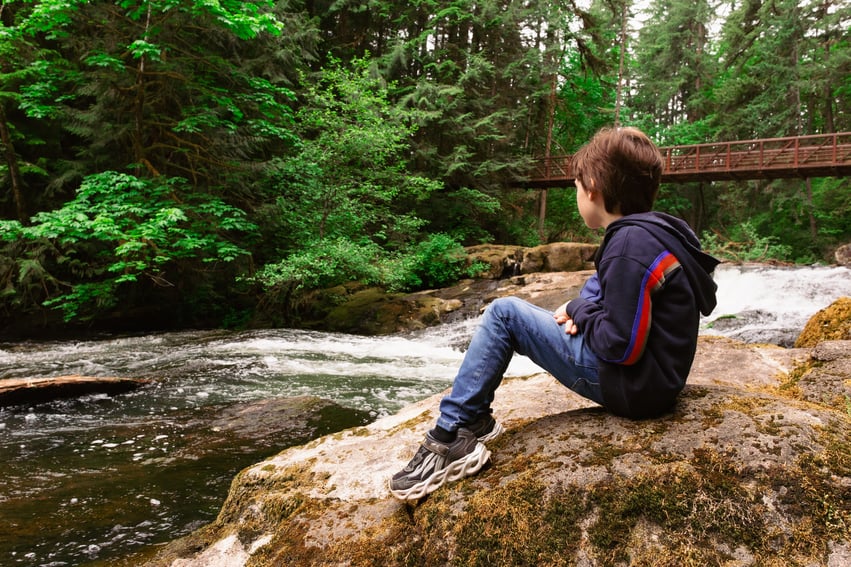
567, 231, 682, 365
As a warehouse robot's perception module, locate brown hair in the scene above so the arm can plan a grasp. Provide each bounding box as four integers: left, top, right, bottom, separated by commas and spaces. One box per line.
572, 127, 663, 215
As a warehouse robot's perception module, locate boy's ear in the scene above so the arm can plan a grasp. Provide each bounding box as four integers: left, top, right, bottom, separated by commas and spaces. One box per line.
586, 179, 597, 199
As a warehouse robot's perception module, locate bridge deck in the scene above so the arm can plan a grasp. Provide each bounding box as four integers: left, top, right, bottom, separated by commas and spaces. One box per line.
523, 132, 851, 187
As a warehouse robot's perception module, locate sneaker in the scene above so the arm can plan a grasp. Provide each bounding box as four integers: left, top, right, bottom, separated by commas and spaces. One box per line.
466, 414, 504, 443
389, 428, 490, 501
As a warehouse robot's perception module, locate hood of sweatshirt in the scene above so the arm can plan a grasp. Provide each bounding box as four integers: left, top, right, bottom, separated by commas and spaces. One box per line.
603, 212, 721, 316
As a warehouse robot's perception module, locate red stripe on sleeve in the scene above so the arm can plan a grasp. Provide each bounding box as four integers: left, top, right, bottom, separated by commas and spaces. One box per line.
621, 252, 681, 365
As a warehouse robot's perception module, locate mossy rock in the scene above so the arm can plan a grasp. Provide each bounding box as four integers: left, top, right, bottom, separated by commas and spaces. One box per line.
795, 297, 851, 347
145, 340, 851, 567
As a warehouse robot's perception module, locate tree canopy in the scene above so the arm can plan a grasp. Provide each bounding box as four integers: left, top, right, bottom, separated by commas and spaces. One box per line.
1, 0, 848, 336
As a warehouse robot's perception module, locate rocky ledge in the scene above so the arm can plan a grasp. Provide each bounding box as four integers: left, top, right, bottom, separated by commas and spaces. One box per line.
294, 243, 598, 335
145, 299, 851, 567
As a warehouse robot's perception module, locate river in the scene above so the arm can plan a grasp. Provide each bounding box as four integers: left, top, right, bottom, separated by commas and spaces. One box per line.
1, 263, 849, 566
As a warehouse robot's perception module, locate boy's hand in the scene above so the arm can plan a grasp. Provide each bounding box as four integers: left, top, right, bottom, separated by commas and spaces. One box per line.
553, 301, 578, 335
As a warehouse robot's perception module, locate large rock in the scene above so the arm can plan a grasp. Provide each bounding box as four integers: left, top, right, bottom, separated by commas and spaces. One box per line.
287, 242, 596, 335
298, 269, 595, 335
466, 242, 597, 279
519, 241, 598, 274
795, 297, 851, 347
835, 243, 851, 266
144, 336, 851, 567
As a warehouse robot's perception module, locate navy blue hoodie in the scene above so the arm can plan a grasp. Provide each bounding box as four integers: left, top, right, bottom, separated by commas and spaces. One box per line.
566, 212, 720, 418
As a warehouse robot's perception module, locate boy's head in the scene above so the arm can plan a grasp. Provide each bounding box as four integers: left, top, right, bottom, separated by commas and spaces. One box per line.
572, 127, 662, 216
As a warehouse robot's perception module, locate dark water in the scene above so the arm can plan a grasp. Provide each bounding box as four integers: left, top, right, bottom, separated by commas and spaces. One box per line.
0, 326, 488, 566
1, 264, 849, 566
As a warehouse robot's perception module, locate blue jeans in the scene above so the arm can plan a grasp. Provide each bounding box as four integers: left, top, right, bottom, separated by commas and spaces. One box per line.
436, 296, 603, 432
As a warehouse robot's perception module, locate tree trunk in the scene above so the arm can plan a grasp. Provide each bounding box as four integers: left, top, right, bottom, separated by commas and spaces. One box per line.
0, 375, 148, 407
614, 0, 628, 127
0, 103, 26, 222
539, 75, 556, 243
805, 177, 817, 240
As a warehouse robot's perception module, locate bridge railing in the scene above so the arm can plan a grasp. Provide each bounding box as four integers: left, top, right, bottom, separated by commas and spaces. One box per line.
525, 131, 851, 185
662, 132, 851, 180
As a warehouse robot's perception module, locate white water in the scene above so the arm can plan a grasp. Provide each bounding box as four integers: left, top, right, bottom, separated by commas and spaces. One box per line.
0, 263, 848, 567
700, 263, 851, 346
0, 264, 849, 420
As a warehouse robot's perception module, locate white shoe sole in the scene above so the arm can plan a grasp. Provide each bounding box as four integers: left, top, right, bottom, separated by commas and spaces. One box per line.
476, 421, 504, 443
389, 442, 491, 501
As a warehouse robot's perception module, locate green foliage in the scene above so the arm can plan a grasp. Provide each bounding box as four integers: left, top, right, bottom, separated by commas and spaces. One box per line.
1, 0, 849, 334
252, 238, 383, 294
542, 189, 601, 244
556, 49, 617, 151
713, 0, 850, 138
701, 221, 792, 263
812, 178, 851, 239
1, 171, 256, 320
388, 233, 482, 292
249, 232, 486, 320
6, 0, 297, 196
263, 57, 439, 252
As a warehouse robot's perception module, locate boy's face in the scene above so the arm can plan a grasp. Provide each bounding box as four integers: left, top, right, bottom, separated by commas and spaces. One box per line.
576, 178, 622, 229
576, 179, 603, 229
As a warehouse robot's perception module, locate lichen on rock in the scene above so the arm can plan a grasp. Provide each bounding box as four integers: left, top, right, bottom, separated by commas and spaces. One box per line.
795, 297, 851, 348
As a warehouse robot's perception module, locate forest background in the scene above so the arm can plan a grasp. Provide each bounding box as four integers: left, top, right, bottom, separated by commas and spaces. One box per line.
0, 0, 849, 339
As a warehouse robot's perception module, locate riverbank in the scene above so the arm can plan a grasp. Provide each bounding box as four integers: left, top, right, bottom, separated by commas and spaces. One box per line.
280, 242, 598, 336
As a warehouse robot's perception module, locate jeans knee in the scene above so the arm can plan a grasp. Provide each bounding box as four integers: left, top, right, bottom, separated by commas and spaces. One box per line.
487, 296, 524, 318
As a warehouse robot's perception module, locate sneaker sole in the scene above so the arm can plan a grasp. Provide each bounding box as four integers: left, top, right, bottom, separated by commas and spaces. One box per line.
476, 420, 504, 443
389, 442, 491, 501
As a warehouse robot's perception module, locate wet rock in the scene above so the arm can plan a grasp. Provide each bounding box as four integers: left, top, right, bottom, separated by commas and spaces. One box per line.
835, 243, 851, 266
297, 269, 594, 336
296, 242, 597, 336
144, 338, 851, 567
465, 243, 527, 279
181, 396, 374, 457
519, 241, 598, 274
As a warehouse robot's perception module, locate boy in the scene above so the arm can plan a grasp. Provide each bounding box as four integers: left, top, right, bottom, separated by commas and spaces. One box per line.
389, 126, 720, 501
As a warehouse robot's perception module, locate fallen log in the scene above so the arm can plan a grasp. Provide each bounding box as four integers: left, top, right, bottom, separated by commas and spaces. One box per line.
0, 375, 149, 407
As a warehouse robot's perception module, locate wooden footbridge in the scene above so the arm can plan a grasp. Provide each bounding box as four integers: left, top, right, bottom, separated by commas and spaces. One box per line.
522, 131, 851, 187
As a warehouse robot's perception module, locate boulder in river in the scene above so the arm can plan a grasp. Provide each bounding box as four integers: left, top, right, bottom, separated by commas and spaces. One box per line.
291, 242, 598, 335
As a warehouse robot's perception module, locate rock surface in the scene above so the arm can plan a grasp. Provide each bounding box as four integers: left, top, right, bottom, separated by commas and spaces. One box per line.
145, 335, 851, 567
465, 242, 598, 279
835, 243, 851, 266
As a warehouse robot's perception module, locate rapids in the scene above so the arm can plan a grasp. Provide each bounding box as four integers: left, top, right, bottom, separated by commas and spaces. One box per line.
0, 263, 848, 566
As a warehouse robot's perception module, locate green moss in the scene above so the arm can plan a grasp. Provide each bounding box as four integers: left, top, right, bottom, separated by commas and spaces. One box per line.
777, 357, 819, 400
452, 477, 587, 566
794, 297, 851, 347
768, 424, 851, 559
588, 449, 766, 565
579, 440, 628, 466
